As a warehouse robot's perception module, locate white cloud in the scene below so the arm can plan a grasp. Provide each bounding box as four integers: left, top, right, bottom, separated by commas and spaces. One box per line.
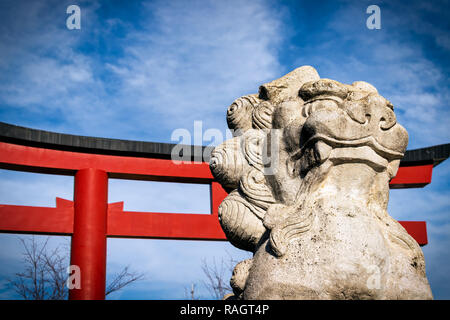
105, 0, 285, 135
0, 0, 286, 141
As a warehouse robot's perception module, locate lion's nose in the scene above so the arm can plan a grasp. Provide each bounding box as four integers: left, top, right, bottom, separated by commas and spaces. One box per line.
344, 94, 397, 131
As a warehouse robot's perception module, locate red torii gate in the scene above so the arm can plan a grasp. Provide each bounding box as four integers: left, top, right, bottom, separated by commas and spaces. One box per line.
0, 122, 448, 300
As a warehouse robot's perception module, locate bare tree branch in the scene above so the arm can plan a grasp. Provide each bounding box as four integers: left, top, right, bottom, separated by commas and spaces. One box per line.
199, 250, 252, 300
10, 236, 62, 300
201, 257, 233, 300
105, 265, 145, 296
8, 236, 145, 299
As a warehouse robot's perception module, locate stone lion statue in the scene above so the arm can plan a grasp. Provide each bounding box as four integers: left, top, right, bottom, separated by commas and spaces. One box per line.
209, 66, 433, 299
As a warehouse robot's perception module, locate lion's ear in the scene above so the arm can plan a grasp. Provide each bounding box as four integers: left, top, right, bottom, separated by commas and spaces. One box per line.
259, 66, 320, 105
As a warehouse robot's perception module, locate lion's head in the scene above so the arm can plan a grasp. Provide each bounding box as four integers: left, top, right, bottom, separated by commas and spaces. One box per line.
210, 66, 408, 254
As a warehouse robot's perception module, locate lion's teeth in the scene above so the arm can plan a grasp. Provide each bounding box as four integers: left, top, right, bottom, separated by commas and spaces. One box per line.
314, 140, 332, 163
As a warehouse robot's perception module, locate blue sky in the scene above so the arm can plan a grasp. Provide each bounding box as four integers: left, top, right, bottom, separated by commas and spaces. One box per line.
0, 0, 449, 299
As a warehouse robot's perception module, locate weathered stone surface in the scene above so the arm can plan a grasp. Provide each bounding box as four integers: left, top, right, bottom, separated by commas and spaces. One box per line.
209, 66, 433, 300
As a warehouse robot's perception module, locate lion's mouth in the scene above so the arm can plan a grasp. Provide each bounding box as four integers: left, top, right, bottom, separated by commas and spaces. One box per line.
295, 89, 407, 177
293, 134, 404, 176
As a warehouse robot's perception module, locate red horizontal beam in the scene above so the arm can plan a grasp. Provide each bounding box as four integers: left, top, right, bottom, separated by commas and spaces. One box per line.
0, 198, 73, 235
0, 142, 212, 181
107, 210, 226, 240
0, 202, 226, 240
389, 164, 433, 188
399, 221, 428, 246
